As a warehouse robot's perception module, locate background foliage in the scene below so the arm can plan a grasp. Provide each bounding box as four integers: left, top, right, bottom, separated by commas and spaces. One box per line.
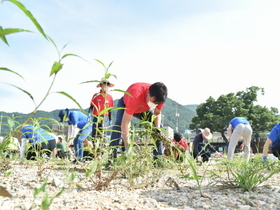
0, 98, 197, 137
190, 86, 280, 144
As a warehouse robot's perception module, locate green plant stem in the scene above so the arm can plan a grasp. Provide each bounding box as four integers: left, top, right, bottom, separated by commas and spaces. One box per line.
18, 73, 57, 130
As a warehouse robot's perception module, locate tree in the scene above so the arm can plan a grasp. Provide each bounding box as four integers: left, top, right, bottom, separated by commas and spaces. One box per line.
248, 105, 279, 134
236, 86, 279, 134
190, 93, 248, 144
190, 86, 280, 144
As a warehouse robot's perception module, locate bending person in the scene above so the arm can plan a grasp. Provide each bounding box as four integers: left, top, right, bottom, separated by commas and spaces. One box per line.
59, 108, 92, 163
227, 117, 252, 162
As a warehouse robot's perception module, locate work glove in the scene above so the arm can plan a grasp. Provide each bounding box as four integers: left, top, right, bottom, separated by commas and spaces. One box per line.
262, 156, 268, 162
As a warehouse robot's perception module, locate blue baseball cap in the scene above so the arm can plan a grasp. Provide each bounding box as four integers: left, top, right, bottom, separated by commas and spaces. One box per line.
58, 109, 69, 122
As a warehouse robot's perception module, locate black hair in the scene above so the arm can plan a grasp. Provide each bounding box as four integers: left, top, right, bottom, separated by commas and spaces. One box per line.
149, 82, 168, 104
174, 132, 183, 142
58, 136, 63, 142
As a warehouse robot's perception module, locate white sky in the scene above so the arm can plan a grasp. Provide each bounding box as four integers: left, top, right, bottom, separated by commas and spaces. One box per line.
1, 0, 280, 114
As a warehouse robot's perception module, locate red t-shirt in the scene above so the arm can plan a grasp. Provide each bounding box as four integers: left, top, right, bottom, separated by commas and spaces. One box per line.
172, 139, 189, 150
123, 83, 164, 115
90, 90, 114, 116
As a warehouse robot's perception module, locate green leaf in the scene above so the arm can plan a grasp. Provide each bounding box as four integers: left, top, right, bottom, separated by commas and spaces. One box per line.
80, 79, 102, 85
0, 67, 25, 80
7, 118, 15, 129
33, 188, 40, 198
54, 188, 64, 198
0, 34, 9, 45
76, 184, 83, 189
0, 26, 32, 45
61, 53, 81, 60
39, 178, 48, 192
7, 0, 48, 40
104, 73, 117, 80
56, 91, 83, 110
50, 61, 63, 76
112, 89, 132, 97
4, 83, 34, 101
0, 27, 31, 36
41, 193, 50, 210
94, 59, 106, 69
108, 61, 114, 68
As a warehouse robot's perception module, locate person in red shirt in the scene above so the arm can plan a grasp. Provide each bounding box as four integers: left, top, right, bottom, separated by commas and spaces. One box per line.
110, 82, 168, 159
172, 132, 189, 151
88, 78, 114, 143
164, 132, 188, 160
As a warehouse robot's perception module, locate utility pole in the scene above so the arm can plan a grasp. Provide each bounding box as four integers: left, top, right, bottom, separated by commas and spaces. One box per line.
0, 114, 2, 135
175, 102, 179, 132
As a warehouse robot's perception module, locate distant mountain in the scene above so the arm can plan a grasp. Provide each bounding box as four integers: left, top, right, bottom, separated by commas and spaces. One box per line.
0, 98, 197, 136
185, 104, 198, 113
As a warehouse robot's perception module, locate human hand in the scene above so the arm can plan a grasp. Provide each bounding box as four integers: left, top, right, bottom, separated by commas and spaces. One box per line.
239, 144, 244, 151
124, 145, 132, 155
262, 156, 268, 162
217, 152, 223, 158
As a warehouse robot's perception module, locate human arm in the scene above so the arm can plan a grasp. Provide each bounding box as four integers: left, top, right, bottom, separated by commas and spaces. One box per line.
262, 138, 272, 161
88, 105, 94, 114
239, 143, 244, 151
121, 111, 133, 147
215, 151, 223, 157
153, 108, 162, 127
206, 141, 222, 156
227, 124, 233, 139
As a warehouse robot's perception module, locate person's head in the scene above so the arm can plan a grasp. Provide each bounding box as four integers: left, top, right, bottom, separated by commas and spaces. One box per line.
174, 132, 183, 142
57, 135, 63, 143
146, 82, 168, 108
97, 78, 114, 92
58, 108, 70, 122
201, 128, 213, 140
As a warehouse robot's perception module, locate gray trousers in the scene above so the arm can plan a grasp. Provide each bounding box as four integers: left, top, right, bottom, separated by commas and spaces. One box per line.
227, 124, 252, 161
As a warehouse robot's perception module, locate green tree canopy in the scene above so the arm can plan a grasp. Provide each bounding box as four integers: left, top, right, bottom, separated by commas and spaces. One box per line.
190, 86, 280, 144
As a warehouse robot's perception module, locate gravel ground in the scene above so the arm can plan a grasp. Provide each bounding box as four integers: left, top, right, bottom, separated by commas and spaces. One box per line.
0, 156, 280, 210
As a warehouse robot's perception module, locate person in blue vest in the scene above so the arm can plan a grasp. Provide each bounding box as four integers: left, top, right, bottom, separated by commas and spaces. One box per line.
262, 123, 280, 162
58, 108, 92, 163
227, 117, 252, 162
20, 125, 57, 160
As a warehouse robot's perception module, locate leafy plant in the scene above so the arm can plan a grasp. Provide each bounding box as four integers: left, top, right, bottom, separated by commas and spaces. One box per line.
31, 177, 64, 210
180, 155, 205, 195
209, 159, 280, 191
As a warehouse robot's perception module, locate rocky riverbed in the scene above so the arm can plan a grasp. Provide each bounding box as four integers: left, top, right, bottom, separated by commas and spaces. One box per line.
0, 157, 280, 210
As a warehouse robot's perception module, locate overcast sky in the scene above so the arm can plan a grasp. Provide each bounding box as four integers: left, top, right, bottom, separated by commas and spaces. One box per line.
1, 0, 280, 114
